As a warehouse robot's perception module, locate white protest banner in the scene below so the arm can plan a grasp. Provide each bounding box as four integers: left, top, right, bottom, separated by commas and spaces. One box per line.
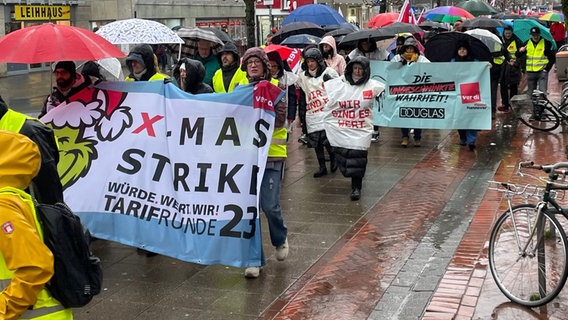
371, 61, 492, 130
41, 80, 283, 268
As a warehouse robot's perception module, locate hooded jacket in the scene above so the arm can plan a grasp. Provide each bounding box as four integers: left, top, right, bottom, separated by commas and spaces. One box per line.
126, 44, 159, 81
173, 58, 214, 94
239, 47, 288, 160
344, 56, 371, 86
0, 130, 72, 319
0, 101, 63, 205
212, 42, 247, 93
318, 36, 346, 75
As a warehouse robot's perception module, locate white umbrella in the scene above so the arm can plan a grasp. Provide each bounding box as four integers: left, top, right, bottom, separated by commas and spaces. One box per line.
96, 18, 184, 59
464, 29, 503, 53
77, 58, 124, 81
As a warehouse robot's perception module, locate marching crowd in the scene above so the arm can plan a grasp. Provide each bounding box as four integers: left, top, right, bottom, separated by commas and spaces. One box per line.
0, 17, 564, 318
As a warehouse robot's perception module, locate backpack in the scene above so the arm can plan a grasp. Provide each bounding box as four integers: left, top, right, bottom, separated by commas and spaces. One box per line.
34, 202, 103, 308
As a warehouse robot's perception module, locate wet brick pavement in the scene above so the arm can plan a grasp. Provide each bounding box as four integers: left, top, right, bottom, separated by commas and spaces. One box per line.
2, 70, 568, 319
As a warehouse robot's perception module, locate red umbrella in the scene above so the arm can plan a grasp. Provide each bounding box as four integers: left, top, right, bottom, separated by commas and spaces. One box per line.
264, 44, 302, 72
0, 24, 125, 63
367, 12, 400, 29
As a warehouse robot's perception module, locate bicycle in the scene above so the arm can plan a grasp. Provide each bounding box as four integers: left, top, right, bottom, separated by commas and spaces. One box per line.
516, 90, 568, 132
488, 161, 568, 307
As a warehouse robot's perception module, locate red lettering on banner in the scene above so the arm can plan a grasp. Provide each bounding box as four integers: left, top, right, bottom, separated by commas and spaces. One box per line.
132, 112, 164, 137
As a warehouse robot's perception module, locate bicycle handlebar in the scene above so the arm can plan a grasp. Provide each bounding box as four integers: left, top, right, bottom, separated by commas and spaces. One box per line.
519, 161, 568, 178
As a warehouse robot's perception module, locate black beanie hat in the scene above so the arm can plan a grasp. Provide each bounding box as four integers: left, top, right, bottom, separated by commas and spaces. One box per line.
54, 61, 76, 77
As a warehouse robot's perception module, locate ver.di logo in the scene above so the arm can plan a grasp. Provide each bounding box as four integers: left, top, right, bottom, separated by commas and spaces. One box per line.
460, 82, 481, 104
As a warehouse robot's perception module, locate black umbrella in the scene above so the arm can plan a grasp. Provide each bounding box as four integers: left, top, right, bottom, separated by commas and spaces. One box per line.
324, 28, 353, 37
271, 21, 325, 44
424, 31, 491, 62
418, 20, 449, 31
280, 34, 322, 48
200, 27, 233, 44
456, 0, 499, 16
380, 22, 423, 35
462, 17, 505, 28
338, 29, 392, 50
491, 12, 526, 19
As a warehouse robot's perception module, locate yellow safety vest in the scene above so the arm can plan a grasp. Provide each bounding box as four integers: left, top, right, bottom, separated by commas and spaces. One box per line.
506, 40, 518, 55
526, 39, 548, 72
238, 78, 287, 158
125, 72, 169, 82
212, 68, 248, 93
0, 187, 72, 319
493, 42, 505, 65
0, 108, 27, 132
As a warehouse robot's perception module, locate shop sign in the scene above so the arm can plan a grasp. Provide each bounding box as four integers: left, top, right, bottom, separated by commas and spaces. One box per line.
15, 5, 71, 20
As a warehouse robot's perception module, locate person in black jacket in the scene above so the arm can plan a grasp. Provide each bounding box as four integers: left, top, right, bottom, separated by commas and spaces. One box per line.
0, 98, 63, 205
172, 58, 214, 94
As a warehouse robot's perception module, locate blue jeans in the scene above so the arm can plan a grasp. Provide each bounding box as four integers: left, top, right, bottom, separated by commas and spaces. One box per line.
458, 129, 478, 145
260, 161, 288, 248
401, 128, 422, 140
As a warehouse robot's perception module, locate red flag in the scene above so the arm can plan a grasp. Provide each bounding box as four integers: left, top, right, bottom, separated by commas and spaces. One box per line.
415, 9, 425, 25
397, 0, 412, 23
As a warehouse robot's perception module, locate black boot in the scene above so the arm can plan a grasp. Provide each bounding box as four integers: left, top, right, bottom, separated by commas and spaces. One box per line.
313, 167, 328, 178
314, 146, 327, 178
350, 188, 361, 201
350, 177, 362, 201
330, 156, 338, 173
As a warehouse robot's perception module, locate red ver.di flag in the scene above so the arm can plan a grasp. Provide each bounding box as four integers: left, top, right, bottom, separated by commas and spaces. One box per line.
40, 80, 283, 268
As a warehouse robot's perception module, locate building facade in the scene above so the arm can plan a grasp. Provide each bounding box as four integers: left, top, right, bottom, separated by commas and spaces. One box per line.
0, 0, 246, 76
0, 0, 384, 77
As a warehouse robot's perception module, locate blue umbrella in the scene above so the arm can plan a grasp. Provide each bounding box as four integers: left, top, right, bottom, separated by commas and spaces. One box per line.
282, 4, 347, 27
513, 19, 557, 50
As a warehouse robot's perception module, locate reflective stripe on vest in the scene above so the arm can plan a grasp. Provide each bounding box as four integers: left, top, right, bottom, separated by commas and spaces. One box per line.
526, 39, 548, 72
269, 127, 287, 158
0, 108, 27, 132
492, 41, 505, 64
0, 188, 70, 319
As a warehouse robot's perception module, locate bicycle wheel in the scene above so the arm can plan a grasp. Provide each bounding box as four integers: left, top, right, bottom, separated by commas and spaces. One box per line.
518, 105, 561, 132
489, 204, 568, 307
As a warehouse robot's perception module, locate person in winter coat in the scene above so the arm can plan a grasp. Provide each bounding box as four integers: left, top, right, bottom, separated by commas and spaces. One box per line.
324, 57, 385, 201
498, 26, 524, 113
173, 58, 214, 94
125, 44, 169, 82
297, 47, 340, 177
267, 51, 298, 134
237, 47, 289, 279
347, 38, 390, 62
391, 37, 430, 147
318, 35, 346, 75
0, 98, 63, 205
40, 61, 89, 118
348, 39, 389, 143
451, 42, 479, 151
212, 42, 247, 93
0, 130, 73, 320
191, 39, 221, 88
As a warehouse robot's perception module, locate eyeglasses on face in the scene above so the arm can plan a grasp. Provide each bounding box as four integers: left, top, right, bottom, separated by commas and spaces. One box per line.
247, 59, 262, 66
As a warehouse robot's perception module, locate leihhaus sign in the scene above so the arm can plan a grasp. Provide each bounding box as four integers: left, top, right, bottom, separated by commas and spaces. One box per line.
15, 5, 71, 20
